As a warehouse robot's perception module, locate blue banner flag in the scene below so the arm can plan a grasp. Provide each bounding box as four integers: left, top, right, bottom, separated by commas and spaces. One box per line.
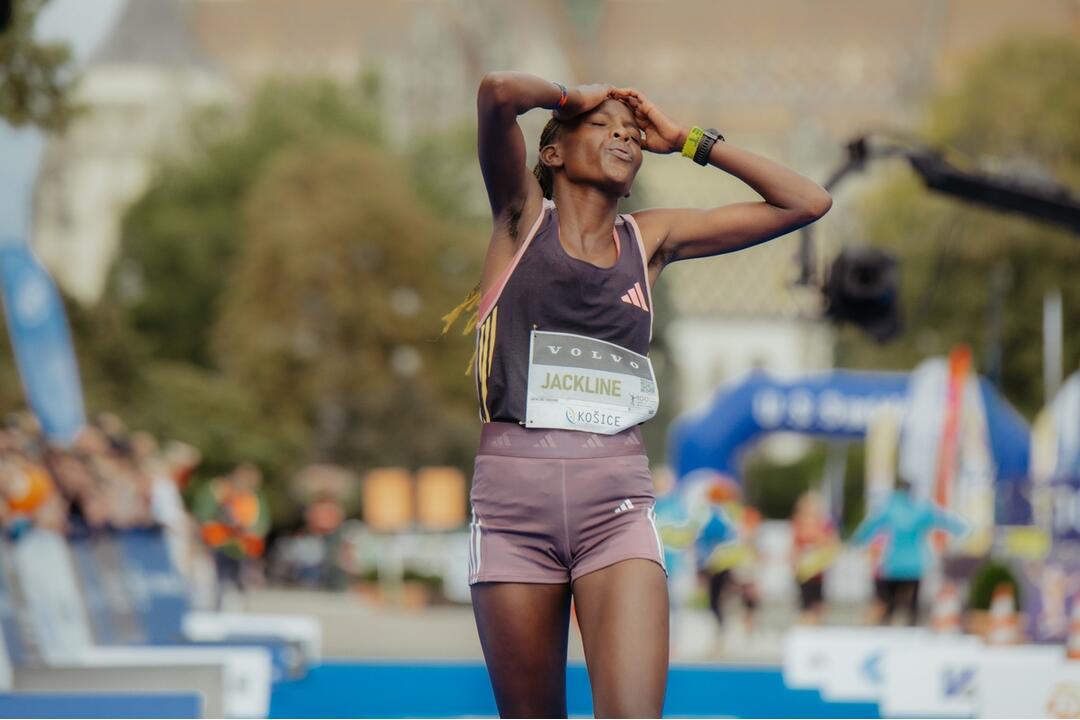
0, 242, 86, 445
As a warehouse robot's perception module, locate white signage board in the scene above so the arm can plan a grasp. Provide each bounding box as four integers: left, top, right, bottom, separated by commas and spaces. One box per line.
784, 626, 836, 689
880, 636, 982, 717
821, 627, 930, 702
0, 621, 11, 691
976, 646, 1070, 718
784, 625, 928, 701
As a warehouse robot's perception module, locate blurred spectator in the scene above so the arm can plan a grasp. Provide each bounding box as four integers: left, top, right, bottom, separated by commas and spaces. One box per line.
651, 468, 697, 604
262, 463, 356, 590
0, 445, 64, 536
304, 491, 346, 589
136, 433, 198, 578
270, 529, 328, 588
790, 491, 839, 625
696, 478, 761, 635
852, 477, 967, 626
194, 463, 271, 608
305, 492, 345, 535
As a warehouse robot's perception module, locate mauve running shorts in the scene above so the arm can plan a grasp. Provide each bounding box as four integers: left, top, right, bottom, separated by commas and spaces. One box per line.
468, 421, 667, 585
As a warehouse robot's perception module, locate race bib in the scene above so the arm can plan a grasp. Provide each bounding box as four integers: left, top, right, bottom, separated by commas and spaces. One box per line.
525, 330, 658, 434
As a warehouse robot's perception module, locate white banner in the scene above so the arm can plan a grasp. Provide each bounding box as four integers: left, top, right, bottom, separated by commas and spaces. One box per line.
952, 373, 996, 555
0, 621, 11, 691
820, 627, 931, 702
899, 358, 948, 499
976, 646, 1067, 718
881, 636, 982, 717
12, 529, 94, 662
784, 626, 929, 701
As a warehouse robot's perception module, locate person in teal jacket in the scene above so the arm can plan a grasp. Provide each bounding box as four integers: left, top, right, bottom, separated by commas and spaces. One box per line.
852, 478, 967, 625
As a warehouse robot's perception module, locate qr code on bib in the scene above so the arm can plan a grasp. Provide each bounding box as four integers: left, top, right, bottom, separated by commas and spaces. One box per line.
640, 378, 655, 393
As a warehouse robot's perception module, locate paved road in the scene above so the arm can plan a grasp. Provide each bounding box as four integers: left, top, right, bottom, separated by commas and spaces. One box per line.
245, 588, 872, 663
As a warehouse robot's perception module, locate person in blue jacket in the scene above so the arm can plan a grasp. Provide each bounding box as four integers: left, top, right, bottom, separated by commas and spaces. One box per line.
851, 477, 967, 625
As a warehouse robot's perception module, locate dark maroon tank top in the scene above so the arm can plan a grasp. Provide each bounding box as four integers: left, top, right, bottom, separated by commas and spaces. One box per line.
474, 198, 654, 424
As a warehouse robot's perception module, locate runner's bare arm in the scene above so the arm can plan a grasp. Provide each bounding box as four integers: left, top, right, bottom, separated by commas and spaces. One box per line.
615, 88, 831, 267
476, 72, 561, 219
477, 74, 617, 220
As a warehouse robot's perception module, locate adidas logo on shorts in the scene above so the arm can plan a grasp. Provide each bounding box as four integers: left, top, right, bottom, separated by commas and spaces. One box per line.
533, 433, 557, 449
613, 498, 635, 514
580, 435, 604, 449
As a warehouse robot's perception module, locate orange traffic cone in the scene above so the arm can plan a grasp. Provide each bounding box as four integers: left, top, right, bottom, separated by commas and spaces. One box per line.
986, 582, 1020, 645
931, 581, 962, 635
1066, 596, 1080, 660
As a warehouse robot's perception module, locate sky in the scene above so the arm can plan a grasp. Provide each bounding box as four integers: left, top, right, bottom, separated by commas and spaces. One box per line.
0, 0, 124, 242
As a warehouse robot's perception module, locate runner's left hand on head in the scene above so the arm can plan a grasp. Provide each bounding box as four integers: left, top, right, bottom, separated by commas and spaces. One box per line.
610, 88, 687, 155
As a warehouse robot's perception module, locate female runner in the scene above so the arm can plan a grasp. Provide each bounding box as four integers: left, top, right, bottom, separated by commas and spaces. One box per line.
461, 71, 832, 718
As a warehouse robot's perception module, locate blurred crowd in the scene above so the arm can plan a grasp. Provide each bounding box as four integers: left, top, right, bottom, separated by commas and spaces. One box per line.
0, 410, 359, 607
0, 412, 276, 608
660, 473, 966, 639
0, 412, 190, 537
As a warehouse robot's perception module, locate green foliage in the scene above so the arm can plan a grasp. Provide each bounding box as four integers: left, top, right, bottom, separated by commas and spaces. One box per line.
840, 443, 868, 535
0, 321, 27, 411
407, 122, 486, 223
743, 443, 822, 520
967, 560, 1021, 611
62, 289, 147, 407
742, 440, 866, 533
212, 138, 479, 469
929, 36, 1080, 189
0, 0, 77, 130
110, 78, 383, 367
839, 36, 1080, 416
91, 76, 480, 521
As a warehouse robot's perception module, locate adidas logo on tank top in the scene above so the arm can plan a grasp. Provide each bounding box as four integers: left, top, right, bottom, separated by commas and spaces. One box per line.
620, 281, 650, 311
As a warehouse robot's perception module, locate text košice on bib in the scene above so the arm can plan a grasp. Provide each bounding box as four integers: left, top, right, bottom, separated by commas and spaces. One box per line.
525, 330, 658, 434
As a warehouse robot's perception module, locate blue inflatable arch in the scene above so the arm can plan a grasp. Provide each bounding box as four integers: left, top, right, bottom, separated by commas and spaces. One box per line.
668, 370, 1031, 522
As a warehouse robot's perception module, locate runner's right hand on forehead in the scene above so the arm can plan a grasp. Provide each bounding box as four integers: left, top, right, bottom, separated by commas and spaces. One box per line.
553, 83, 615, 121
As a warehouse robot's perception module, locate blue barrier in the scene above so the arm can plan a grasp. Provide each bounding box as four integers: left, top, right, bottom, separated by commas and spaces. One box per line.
268, 661, 880, 718
0, 550, 28, 666
68, 532, 146, 646
113, 528, 192, 645
111, 527, 299, 681
3, 528, 300, 682
0, 692, 201, 718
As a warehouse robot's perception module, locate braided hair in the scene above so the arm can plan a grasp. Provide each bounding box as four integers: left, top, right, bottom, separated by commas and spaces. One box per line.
531, 116, 564, 200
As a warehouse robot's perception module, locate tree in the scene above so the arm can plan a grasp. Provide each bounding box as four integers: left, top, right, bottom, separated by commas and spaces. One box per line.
111, 78, 383, 367
0, 0, 76, 130
838, 36, 1080, 417
213, 139, 479, 470
96, 75, 491, 519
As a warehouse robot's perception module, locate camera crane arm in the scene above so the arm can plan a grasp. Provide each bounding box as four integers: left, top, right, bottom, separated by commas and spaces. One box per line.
797, 135, 1080, 286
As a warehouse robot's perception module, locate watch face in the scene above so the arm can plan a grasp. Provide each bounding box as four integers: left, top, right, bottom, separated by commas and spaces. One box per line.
693, 133, 718, 164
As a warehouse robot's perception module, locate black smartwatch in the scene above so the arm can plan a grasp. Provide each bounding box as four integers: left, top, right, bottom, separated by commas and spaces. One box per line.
693, 128, 725, 165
